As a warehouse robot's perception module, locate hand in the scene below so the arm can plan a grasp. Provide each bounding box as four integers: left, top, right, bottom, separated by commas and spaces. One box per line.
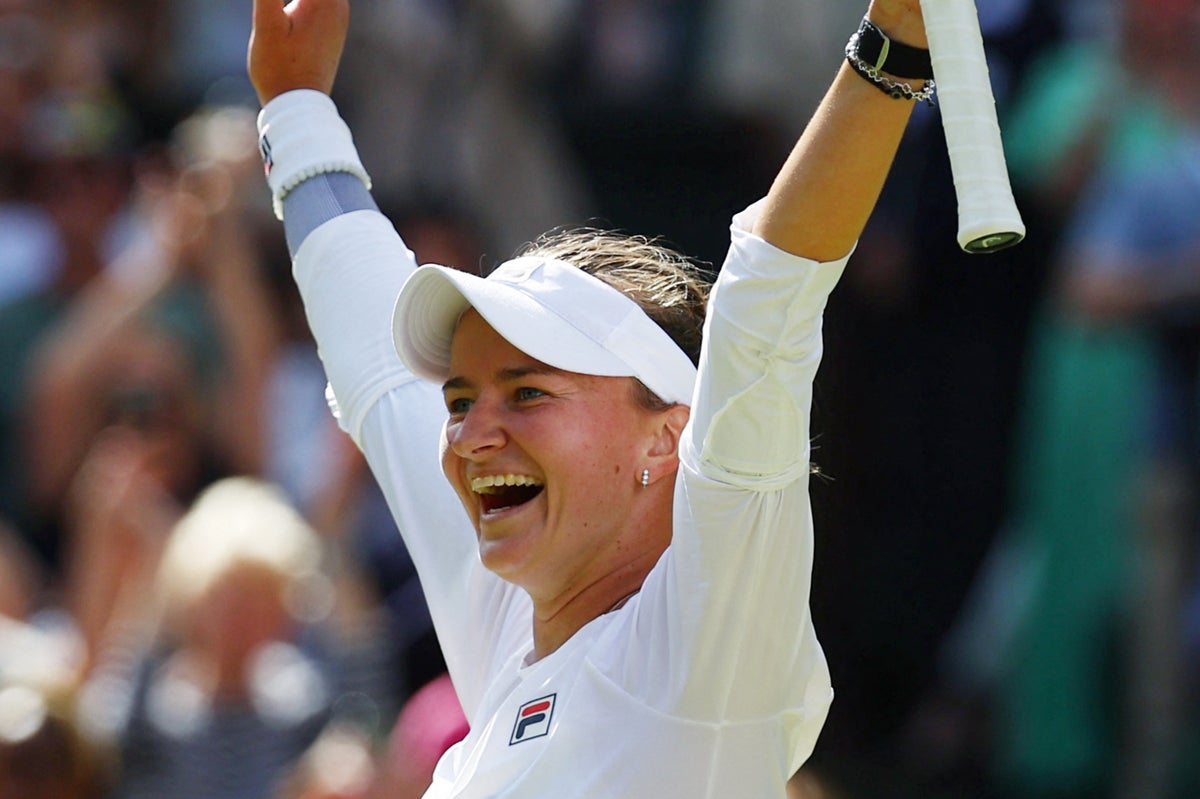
67, 428, 179, 548
248, 0, 349, 105
867, 0, 927, 49
64, 427, 181, 671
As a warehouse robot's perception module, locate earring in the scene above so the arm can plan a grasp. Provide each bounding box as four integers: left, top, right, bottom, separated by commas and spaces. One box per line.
640, 468, 650, 487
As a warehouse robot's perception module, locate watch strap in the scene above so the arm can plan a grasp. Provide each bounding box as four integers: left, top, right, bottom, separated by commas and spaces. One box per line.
851, 17, 934, 80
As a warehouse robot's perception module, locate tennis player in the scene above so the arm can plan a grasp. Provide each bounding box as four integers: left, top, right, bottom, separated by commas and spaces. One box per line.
248, 0, 931, 795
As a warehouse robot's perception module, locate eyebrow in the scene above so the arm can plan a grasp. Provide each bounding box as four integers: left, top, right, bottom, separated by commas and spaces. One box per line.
441, 364, 561, 394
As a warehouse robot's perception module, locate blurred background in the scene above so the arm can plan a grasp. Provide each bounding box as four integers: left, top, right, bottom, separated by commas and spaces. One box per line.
1, 0, 1198, 798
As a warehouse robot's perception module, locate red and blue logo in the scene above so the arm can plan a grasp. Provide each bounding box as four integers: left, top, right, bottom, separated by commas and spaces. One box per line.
509, 694, 555, 745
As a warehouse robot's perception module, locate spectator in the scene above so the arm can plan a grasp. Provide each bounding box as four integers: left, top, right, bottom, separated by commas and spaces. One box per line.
14, 103, 280, 600
0, 518, 106, 799
367, 673, 468, 799
77, 477, 400, 799
273, 723, 377, 799
0, 682, 109, 799
923, 1, 1200, 797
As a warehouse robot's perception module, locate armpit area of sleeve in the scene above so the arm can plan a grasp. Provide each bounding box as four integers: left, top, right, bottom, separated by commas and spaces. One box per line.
685, 203, 852, 488
688, 373, 816, 490
730, 199, 854, 296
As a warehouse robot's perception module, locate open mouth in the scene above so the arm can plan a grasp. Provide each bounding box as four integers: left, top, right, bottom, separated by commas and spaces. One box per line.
471, 475, 545, 514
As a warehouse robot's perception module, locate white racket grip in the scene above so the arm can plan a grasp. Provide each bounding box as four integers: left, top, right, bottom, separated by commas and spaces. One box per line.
920, 0, 1025, 253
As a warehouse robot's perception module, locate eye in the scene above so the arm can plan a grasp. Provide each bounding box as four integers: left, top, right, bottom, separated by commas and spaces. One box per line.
514, 386, 545, 402
446, 396, 473, 414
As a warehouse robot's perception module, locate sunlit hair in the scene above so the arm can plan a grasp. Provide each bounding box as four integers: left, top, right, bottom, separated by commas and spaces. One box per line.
516, 228, 713, 410
517, 228, 711, 365
157, 477, 321, 616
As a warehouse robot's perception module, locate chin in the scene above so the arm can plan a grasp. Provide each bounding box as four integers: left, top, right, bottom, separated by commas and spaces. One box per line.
476, 537, 528, 582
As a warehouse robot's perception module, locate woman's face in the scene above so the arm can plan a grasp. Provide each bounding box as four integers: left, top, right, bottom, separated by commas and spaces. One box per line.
441, 309, 667, 601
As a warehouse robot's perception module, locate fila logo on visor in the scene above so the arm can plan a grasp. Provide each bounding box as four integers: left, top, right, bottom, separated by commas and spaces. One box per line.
509, 694, 556, 745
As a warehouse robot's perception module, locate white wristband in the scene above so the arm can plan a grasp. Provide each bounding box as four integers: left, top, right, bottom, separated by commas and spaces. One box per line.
256, 89, 372, 220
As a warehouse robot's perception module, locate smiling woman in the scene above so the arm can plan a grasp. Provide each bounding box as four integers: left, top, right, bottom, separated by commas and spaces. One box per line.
247, 0, 930, 795
437, 306, 683, 616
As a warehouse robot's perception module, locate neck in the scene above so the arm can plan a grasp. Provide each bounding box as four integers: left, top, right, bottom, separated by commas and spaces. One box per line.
528, 556, 656, 661
526, 482, 675, 661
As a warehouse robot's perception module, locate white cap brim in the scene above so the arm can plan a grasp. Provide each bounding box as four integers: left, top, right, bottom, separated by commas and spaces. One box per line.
392, 257, 697, 406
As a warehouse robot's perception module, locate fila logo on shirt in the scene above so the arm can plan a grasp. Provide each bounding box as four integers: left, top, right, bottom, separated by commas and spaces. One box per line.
509, 694, 556, 745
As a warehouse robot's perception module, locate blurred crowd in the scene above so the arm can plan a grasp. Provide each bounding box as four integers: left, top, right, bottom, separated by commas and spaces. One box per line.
0, 0, 1198, 798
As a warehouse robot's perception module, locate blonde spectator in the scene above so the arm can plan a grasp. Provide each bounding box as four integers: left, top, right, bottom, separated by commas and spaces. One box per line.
77, 477, 400, 799
155, 477, 321, 631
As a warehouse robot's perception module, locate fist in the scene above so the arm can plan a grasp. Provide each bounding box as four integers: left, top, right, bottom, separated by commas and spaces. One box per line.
247, 0, 350, 105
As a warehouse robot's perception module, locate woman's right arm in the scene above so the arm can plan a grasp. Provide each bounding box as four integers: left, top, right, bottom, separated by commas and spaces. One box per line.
248, 0, 507, 715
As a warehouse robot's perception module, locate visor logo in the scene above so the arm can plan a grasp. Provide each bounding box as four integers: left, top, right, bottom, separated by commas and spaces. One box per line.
509, 694, 555, 745
492, 257, 546, 284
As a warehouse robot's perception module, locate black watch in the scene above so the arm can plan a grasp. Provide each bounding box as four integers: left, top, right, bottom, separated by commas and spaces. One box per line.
851, 17, 934, 80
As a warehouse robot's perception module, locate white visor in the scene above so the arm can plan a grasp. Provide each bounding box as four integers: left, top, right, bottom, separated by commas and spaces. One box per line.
392, 256, 697, 406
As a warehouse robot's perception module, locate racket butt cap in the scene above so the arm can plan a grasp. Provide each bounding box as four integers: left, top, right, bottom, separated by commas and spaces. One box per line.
961, 229, 1025, 254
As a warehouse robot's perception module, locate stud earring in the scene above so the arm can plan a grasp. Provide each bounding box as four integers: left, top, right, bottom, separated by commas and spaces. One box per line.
640, 468, 650, 487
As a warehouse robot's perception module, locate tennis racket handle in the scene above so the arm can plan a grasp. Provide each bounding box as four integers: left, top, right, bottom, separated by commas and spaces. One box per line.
920, 0, 1025, 253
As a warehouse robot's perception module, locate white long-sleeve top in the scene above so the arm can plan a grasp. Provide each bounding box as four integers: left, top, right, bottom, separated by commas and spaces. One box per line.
275, 98, 843, 799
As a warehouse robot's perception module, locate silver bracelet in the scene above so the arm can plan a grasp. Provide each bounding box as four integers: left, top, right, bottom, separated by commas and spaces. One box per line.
845, 32, 937, 105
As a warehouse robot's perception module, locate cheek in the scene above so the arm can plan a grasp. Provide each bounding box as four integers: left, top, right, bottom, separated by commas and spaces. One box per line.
439, 420, 466, 481
439, 422, 453, 473
439, 424, 476, 509
553, 414, 640, 486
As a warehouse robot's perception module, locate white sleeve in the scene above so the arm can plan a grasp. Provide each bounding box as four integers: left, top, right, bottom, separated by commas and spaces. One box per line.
617, 201, 845, 728
294, 211, 528, 717
689, 199, 849, 485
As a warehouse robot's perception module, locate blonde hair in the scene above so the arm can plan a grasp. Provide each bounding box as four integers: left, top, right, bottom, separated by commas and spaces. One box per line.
156, 477, 321, 616
516, 228, 712, 367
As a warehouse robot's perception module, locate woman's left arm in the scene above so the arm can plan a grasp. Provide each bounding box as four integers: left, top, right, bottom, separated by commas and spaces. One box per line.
754, 0, 927, 262
663, 0, 932, 717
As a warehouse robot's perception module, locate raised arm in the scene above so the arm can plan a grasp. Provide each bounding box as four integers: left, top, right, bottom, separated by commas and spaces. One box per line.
246, 0, 508, 716
755, 0, 928, 261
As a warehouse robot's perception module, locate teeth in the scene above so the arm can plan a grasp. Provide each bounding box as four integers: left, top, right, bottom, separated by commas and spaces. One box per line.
471, 474, 544, 494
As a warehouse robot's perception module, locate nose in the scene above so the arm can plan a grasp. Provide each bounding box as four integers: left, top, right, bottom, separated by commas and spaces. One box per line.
446, 396, 507, 460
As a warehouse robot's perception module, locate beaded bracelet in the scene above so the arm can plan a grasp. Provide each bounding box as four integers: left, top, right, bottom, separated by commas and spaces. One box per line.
845, 24, 937, 104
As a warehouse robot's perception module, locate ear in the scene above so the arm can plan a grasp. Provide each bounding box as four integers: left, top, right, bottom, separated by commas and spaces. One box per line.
641, 404, 690, 484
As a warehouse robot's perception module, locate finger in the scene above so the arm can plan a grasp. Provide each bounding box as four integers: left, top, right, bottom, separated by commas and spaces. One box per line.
287, 0, 348, 30
252, 0, 289, 33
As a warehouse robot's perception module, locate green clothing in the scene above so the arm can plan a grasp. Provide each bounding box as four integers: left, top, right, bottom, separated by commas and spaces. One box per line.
996, 310, 1152, 795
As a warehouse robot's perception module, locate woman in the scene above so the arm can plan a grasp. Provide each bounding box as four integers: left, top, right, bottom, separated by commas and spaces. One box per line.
247, 0, 932, 795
